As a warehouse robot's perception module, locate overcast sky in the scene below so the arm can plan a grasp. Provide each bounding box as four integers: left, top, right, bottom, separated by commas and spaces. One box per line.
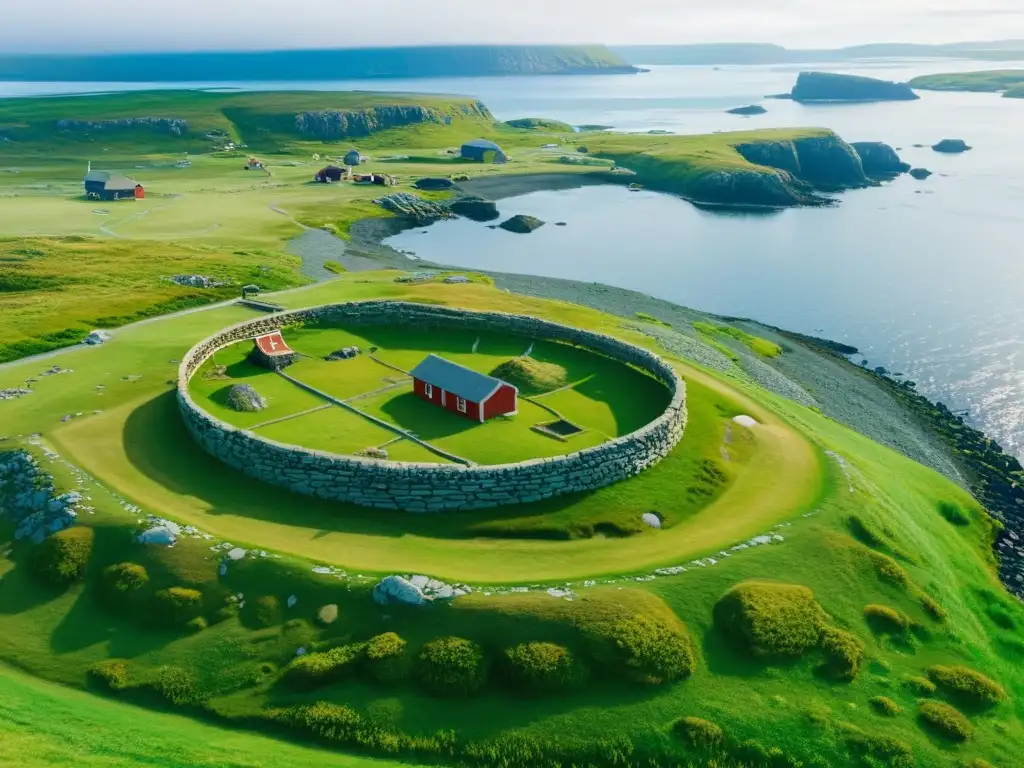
2, 0, 1022, 53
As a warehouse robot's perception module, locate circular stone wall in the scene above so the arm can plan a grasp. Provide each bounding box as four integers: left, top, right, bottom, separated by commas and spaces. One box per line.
177, 301, 686, 512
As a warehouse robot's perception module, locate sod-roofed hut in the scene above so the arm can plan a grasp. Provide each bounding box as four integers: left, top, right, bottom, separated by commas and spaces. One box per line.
460, 139, 507, 163
84, 170, 144, 201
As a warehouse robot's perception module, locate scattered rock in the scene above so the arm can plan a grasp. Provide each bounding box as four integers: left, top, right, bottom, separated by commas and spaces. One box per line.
325, 346, 360, 361
499, 214, 546, 234
727, 105, 767, 115
0, 388, 31, 401
641, 512, 662, 529
851, 142, 911, 179
443, 275, 470, 284
449, 196, 500, 222
41, 366, 72, 376
1, 451, 80, 544
376, 193, 453, 224
287, 595, 298, 608
227, 384, 267, 412
170, 274, 229, 289
372, 575, 426, 606
414, 177, 454, 191
932, 139, 971, 153
138, 520, 182, 546
227, 547, 247, 561
733, 415, 758, 428
909, 168, 933, 180
317, 604, 339, 625
555, 221, 567, 226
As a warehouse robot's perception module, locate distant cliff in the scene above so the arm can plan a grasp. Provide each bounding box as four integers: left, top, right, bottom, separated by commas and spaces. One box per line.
787, 72, 919, 103
0, 45, 639, 82
292, 103, 491, 140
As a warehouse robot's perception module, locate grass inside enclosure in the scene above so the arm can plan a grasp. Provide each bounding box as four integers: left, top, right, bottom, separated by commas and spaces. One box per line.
189, 324, 670, 464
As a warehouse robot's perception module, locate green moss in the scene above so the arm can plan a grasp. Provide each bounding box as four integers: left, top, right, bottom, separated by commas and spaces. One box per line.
151, 665, 200, 707
672, 716, 724, 750
864, 604, 910, 634
869, 696, 902, 717
364, 633, 410, 684
918, 699, 972, 741
906, 675, 937, 696
153, 587, 204, 628
868, 551, 909, 588
694, 322, 782, 357
503, 642, 586, 693
87, 660, 130, 691
818, 625, 865, 681
285, 643, 366, 690
489, 357, 568, 395
927, 665, 1008, 708
715, 581, 826, 658
100, 562, 149, 606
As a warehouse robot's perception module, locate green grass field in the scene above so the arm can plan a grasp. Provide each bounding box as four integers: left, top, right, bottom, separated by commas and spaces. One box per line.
1, 89, 1022, 768
908, 70, 1024, 95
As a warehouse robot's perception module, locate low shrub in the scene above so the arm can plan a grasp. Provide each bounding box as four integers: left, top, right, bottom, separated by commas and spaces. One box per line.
864, 604, 910, 634
986, 604, 1016, 630
869, 552, 909, 587
962, 759, 995, 768
253, 595, 281, 628
364, 633, 410, 684
841, 723, 913, 767
31, 526, 93, 585
603, 614, 694, 684
869, 695, 902, 716
153, 587, 203, 627
418, 637, 488, 696
905, 675, 937, 695
918, 699, 972, 741
673, 716, 724, 750
919, 594, 947, 622
818, 625, 865, 680
848, 515, 886, 549
937, 501, 971, 526
152, 665, 200, 706
731, 740, 802, 767
323, 261, 346, 274
489, 357, 567, 395
278, 701, 453, 756
100, 562, 149, 606
503, 642, 586, 693
88, 659, 130, 691
927, 665, 1007, 707
286, 643, 366, 690
714, 581, 826, 658
186, 616, 208, 633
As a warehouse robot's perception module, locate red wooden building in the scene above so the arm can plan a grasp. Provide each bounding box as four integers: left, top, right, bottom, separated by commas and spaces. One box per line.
250, 330, 296, 371
409, 354, 518, 422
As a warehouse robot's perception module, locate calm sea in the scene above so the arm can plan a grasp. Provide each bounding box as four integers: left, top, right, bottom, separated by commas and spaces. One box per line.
3, 59, 1023, 457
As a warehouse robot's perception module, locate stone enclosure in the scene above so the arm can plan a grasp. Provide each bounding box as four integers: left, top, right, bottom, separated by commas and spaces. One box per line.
177, 301, 687, 512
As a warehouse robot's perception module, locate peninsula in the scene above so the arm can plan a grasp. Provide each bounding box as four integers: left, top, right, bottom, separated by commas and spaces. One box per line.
909, 69, 1024, 98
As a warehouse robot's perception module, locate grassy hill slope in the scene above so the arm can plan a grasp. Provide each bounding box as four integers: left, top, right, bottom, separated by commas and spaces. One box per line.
909, 70, 1024, 97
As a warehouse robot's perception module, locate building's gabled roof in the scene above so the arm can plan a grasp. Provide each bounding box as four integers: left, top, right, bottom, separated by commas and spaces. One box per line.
253, 330, 294, 357
461, 138, 502, 151
410, 354, 509, 403
84, 170, 138, 190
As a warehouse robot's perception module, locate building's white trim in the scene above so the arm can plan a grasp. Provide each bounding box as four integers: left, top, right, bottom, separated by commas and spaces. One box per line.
441, 389, 446, 406
424, 382, 433, 399
457, 396, 467, 414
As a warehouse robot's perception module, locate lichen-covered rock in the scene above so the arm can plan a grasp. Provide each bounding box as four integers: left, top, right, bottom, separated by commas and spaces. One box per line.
790, 72, 919, 102
932, 139, 972, 153
851, 142, 911, 179
499, 214, 546, 234
227, 384, 267, 412
372, 575, 426, 606
450, 196, 499, 222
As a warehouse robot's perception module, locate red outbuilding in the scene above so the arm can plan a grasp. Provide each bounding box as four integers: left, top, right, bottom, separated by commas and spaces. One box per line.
409, 354, 518, 423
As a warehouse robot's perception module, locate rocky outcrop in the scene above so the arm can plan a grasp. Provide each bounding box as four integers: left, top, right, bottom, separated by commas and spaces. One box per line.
450, 196, 499, 222
932, 139, 971, 153
851, 142, 911, 179
727, 105, 767, 115
227, 384, 267, 412
736, 134, 868, 189
690, 168, 824, 208
294, 102, 491, 140
0, 450, 80, 544
909, 168, 933, 180
55, 117, 188, 136
377, 193, 454, 224
790, 72, 919, 102
499, 214, 546, 233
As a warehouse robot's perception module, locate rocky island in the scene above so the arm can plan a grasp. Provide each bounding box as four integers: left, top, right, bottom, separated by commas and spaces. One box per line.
726, 104, 767, 115
785, 71, 920, 103
909, 69, 1024, 98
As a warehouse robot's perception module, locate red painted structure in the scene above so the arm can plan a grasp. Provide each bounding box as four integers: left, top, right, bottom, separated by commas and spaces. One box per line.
410, 354, 518, 423
254, 330, 294, 357
134, 184, 145, 199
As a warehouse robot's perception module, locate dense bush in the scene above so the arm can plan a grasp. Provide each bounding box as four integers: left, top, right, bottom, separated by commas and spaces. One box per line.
418, 637, 488, 696
88, 659, 130, 691
841, 723, 913, 767
868, 552, 909, 587
286, 643, 365, 689
503, 642, 586, 693
186, 616, 208, 633
818, 626, 864, 680
937, 501, 971, 526
864, 604, 910, 634
152, 665, 200, 706
31, 526, 94, 585
602, 614, 694, 684
673, 716, 724, 750
927, 665, 1007, 707
918, 700, 972, 741
153, 587, 203, 627
253, 595, 281, 627
905, 675, 937, 695
100, 562, 149, 605
919, 594, 948, 622
869, 695, 902, 716
364, 633, 410, 684
714, 581, 825, 658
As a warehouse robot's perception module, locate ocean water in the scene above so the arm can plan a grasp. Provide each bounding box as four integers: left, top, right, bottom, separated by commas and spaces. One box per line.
2, 60, 1023, 457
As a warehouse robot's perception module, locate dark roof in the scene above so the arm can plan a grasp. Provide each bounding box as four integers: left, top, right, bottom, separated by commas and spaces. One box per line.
462, 139, 502, 151
410, 354, 508, 403
84, 170, 138, 190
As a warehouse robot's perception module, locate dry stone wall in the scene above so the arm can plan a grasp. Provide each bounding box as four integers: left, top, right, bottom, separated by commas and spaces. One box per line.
177, 301, 686, 512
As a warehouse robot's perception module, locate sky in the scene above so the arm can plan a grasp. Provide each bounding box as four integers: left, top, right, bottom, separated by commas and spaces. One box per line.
1, 0, 1023, 53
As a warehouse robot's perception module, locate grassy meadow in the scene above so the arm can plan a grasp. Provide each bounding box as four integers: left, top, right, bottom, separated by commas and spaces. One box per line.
0, 88, 1021, 768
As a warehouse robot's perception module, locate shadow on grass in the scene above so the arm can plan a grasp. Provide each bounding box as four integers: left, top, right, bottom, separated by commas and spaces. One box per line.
376, 392, 477, 441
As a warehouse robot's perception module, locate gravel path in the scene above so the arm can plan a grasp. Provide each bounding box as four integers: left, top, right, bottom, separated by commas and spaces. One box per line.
286, 229, 383, 280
